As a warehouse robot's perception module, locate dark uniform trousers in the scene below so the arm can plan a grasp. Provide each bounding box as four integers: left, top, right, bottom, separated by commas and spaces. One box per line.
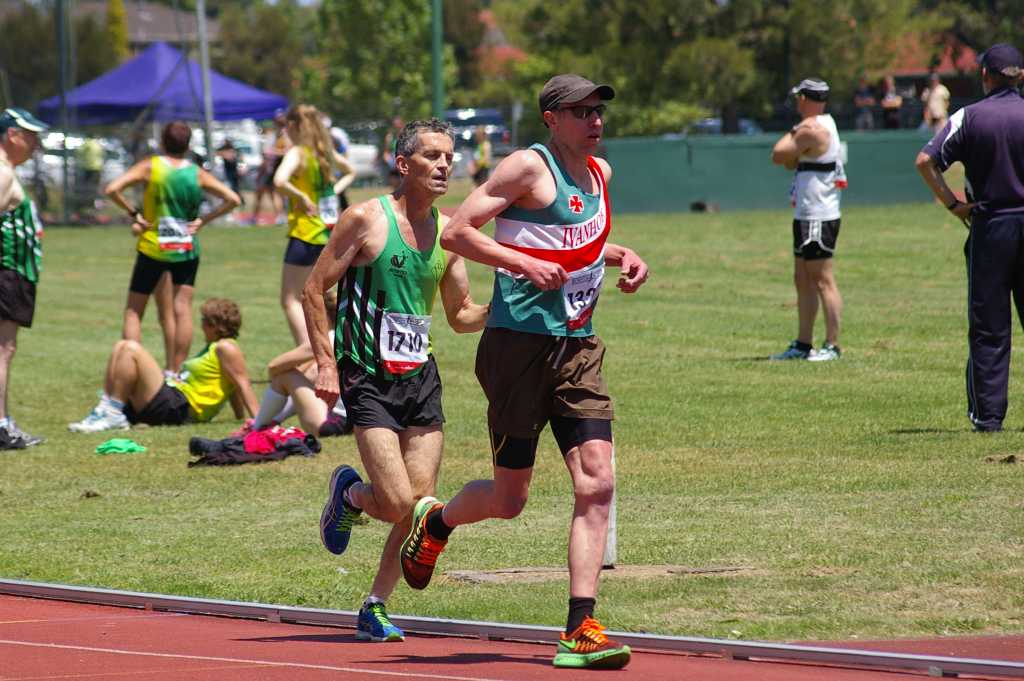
965, 212, 1024, 430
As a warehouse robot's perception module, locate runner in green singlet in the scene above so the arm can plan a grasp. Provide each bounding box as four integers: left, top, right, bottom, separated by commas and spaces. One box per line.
0, 108, 48, 450
105, 122, 240, 373
302, 119, 489, 643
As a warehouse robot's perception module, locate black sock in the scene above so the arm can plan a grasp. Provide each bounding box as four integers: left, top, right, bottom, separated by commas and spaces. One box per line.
794, 340, 813, 352
566, 597, 596, 634
426, 507, 453, 540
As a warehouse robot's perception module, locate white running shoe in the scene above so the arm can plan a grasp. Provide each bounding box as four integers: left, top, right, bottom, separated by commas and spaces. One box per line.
68, 406, 130, 433
807, 343, 841, 362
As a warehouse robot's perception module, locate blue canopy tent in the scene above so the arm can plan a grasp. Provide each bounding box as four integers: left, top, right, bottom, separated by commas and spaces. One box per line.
37, 42, 287, 124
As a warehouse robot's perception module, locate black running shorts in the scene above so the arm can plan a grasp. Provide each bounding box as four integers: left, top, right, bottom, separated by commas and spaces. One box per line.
340, 355, 445, 431
283, 237, 324, 267
129, 252, 199, 294
792, 218, 841, 260
124, 383, 193, 426
0, 269, 36, 327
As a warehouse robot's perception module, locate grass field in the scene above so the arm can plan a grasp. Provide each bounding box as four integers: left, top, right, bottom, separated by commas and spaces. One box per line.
1, 191, 1021, 643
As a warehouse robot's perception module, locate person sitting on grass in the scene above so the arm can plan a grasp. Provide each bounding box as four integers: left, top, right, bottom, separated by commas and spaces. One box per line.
241, 288, 351, 438
69, 298, 259, 433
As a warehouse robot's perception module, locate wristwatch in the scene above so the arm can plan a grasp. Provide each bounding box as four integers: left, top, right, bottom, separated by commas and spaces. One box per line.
945, 198, 961, 210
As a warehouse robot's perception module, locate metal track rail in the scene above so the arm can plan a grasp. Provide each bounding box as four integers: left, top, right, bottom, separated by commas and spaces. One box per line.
1, 579, 1021, 678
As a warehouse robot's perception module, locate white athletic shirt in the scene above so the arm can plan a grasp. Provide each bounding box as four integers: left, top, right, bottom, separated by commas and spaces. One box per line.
792, 114, 845, 221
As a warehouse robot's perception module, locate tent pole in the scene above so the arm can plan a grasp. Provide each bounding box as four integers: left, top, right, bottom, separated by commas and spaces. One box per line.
196, 0, 214, 167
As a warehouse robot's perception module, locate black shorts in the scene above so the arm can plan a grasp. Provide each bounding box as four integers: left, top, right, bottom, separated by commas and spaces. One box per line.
283, 237, 324, 267
0, 269, 36, 327
129, 252, 199, 294
472, 167, 491, 185
124, 383, 193, 426
341, 356, 445, 431
792, 218, 840, 260
262, 157, 283, 188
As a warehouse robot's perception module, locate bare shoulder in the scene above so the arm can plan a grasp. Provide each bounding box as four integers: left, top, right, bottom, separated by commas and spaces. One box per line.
593, 156, 613, 183
342, 196, 385, 230
215, 338, 244, 360
495, 148, 546, 182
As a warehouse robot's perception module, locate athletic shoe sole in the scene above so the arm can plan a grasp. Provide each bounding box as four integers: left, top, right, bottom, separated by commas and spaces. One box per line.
355, 629, 404, 642
553, 646, 631, 669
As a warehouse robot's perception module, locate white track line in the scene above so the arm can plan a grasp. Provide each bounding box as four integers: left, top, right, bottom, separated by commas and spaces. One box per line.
0, 639, 520, 681
0, 613, 187, 626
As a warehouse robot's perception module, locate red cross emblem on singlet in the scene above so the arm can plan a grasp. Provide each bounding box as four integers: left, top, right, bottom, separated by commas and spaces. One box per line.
568, 194, 584, 214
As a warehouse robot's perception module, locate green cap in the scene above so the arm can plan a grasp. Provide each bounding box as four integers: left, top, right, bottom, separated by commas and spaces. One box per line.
0, 108, 49, 133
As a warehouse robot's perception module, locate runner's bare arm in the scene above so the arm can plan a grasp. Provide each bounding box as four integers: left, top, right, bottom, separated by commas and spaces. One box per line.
193, 168, 241, 233
267, 342, 315, 378
915, 151, 975, 226
301, 201, 376, 408
104, 158, 152, 224
331, 150, 357, 195
441, 150, 568, 290
604, 242, 649, 293
217, 340, 259, 419
0, 163, 16, 213
439, 253, 489, 333
274, 146, 315, 216
771, 122, 829, 169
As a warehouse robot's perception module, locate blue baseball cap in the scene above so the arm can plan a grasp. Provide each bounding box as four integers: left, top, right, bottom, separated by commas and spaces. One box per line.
0, 108, 49, 133
978, 43, 1023, 76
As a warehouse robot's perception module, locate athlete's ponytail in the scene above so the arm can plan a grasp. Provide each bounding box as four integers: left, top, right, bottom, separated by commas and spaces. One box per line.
286, 104, 338, 184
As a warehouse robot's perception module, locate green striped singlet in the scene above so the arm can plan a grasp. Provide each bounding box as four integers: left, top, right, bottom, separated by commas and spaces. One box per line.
335, 196, 447, 380
0, 188, 43, 283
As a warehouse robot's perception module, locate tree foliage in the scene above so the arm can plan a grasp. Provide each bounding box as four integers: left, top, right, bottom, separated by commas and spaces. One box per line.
213, 1, 310, 103
0, 2, 119, 110
303, 0, 457, 125
105, 0, 130, 63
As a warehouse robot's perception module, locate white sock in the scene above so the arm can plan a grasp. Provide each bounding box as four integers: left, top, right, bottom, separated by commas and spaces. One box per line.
102, 394, 125, 413
363, 595, 384, 609
272, 396, 296, 424
0, 417, 10, 428
331, 400, 347, 418
254, 387, 288, 428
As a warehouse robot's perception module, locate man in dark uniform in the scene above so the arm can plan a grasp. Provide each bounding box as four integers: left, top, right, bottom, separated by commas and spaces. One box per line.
915, 43, 1024, 432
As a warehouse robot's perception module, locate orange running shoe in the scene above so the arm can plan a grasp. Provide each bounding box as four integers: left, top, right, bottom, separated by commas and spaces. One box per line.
552, 616, 631, 669
400, 496, 447, 590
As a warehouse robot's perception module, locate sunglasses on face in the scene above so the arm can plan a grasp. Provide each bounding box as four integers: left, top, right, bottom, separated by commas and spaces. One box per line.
560, 104, 607, 120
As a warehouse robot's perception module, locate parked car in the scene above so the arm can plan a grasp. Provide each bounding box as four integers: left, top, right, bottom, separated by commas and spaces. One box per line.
444, 107, 513, 178
687, 117, 764, 135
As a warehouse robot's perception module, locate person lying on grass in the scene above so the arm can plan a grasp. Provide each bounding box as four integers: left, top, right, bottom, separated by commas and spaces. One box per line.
69, 298, 259, 433
236, 288, 351, 439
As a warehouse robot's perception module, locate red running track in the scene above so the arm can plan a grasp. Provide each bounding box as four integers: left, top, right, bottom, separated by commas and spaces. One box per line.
1, 595, 1022, 680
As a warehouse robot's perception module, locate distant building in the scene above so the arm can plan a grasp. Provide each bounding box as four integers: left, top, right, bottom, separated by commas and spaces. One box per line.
74, 1, 220, 53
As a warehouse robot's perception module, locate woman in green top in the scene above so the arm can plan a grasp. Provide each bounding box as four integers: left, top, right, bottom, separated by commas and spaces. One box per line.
68, 297, 259, 433
105, 122, 241, 373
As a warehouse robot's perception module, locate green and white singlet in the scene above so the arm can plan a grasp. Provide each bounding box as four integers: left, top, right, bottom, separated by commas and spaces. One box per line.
0, 187, 43, 283
489, 143, 611, 337
335, 196, 447, 380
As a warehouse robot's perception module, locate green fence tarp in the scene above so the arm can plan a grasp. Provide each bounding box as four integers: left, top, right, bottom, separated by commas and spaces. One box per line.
603, 130, 935, 213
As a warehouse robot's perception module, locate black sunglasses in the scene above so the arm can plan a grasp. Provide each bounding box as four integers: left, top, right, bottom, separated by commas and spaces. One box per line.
560, 104, 607, 120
